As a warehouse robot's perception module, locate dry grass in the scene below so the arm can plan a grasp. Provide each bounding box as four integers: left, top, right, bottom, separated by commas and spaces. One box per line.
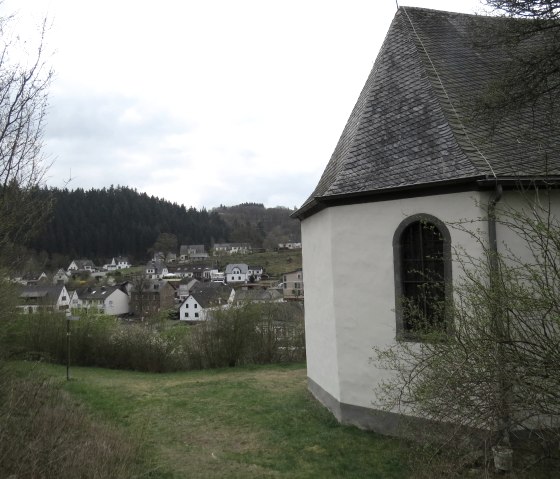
17, 362, 406, 478
0, 363, 142, 479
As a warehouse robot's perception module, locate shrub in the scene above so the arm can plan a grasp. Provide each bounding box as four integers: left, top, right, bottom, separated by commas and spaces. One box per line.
0, 362, 141, 478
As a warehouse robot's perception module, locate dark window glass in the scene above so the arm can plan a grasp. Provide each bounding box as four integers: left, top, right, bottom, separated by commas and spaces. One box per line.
401, 222, 445, 332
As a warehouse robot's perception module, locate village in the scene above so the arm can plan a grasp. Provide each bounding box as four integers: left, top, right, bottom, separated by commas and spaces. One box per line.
13, 242, 304, 320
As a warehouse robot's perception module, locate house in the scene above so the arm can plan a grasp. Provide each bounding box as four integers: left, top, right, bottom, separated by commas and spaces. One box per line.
213, 243, 252, 255
68, 289, 80, 310
179, 282, 234, 321
104, 256, 131, 271
247, 265, 263, 282
16, 271, 48, 286
225, 263, 249, 283
145, 260, 168, 279
282, 269, 303, 301
234, 288, 283, 305
177, 278, 200, 301
179, 244, 209, 261
67, 259, 96, 273
18, 284, 70, 314
293, 7, 560, 436
53, 268, 70, 285
130, 280, 176, 318
75, 285, 129, 316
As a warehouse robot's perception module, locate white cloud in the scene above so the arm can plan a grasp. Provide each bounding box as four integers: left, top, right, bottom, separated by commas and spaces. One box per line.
4, 0, 482, 208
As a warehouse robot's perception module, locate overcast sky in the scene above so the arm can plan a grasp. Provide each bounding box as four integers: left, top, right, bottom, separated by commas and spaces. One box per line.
5, 0, 485, 210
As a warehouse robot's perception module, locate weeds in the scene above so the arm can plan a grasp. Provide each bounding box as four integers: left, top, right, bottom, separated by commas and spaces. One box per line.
0, 362, 141, 479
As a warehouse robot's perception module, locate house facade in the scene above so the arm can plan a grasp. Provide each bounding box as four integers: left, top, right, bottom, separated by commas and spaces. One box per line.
145, 260, 168, 279
179, 244, 209, 262
294, 7, 560, 436
75, 286, 130, 316
179, 283, 234, 321
105, 256, 131, 271
18, 285, 70, 314
67, 259, 95, 273
282, 269, 303, 301
225, 263, 249, 283
130, 280, 176, 318
53, 268, 70, 285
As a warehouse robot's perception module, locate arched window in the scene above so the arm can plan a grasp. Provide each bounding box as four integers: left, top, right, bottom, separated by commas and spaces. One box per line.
393, 214, 452, 338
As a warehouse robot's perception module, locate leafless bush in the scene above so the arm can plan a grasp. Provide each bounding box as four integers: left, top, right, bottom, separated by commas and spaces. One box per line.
0, 363, 141, 479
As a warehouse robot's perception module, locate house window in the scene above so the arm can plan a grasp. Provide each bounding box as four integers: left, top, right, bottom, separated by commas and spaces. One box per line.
195, 312, 199, 318
194, 304, 198, 309
185, 312, 189, 318
393, 214, 452, 338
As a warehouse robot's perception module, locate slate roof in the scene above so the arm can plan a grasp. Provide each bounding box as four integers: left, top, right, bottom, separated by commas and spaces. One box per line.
189, 282, 233, 308
295, 7, 560, 219
225, 263, 249, 274
235, 289, 282, 302
76, 285, 120, 300
20, 285, 64, 300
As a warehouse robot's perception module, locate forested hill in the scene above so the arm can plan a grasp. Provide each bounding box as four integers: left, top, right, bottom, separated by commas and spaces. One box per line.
212, 203, 301, 250
30, 187, 229, 263
28, 189, 301, 265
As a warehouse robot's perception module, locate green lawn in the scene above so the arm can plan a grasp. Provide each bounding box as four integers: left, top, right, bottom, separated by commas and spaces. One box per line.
14, 362, 406, 478
216, 250, 302, 281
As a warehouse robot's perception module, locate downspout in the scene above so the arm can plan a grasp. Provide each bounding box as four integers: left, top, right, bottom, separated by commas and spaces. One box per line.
488, 184, 511, 447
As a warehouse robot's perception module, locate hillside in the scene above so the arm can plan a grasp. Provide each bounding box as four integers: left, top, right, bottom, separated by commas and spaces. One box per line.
212, 203, 301, 250
25, 188, 300, 268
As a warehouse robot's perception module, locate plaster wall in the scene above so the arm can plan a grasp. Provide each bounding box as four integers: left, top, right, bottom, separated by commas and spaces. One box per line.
105, 289, 129, 316
303, 191, 489, 414
301, 208, 340, 401
495, 189, 560, 261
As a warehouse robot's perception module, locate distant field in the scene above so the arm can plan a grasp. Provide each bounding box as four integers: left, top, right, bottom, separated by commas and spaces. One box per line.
10, 362, 405, 479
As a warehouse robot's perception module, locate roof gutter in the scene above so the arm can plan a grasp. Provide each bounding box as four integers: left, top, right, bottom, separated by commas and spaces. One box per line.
293, 175, 560, 221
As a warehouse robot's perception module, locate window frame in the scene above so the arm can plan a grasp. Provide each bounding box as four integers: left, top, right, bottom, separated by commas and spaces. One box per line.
393, 213, 452, 340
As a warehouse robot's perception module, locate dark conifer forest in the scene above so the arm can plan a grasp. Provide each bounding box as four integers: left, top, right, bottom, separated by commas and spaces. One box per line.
28, 187, 301, 265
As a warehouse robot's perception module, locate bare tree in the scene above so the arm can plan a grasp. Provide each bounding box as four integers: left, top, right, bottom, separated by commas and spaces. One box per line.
0, 13, 53, 269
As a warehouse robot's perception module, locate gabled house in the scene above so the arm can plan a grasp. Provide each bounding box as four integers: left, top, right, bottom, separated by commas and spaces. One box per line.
177, 278, 200, 301
234, 288, 283, 305
104, 256, 131, 271
53, 268, 70, 285
179, 244, 209, 262
282, 269, 303, 301
130, 280, 176, 318
145, 260, 168, 279
75, 285, 130, 316
67, 259, 96, 273
68, 289, 80, 310
225, 263, 249, 283
293, 7, 560, 436
16, 271, 48, 286
179, 282, 234, 321
18, 284, 70, 314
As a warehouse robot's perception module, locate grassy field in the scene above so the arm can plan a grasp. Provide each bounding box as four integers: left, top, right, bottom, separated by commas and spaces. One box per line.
216, 250, 302, 281
11, 362, 406, 478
